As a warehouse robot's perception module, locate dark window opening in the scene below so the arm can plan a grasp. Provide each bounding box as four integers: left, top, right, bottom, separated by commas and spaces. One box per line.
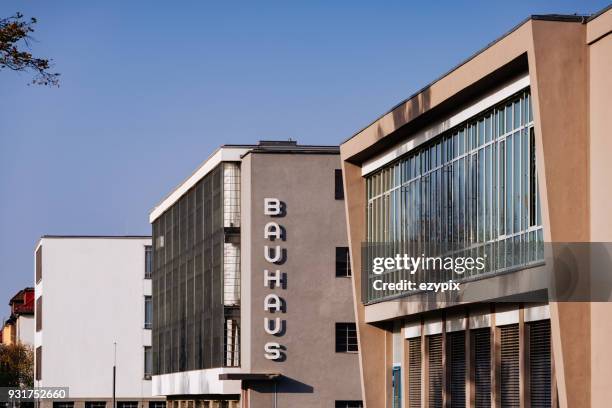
447, 331, 466, 408
117, 402, 138, 408
36, 246, 42, 283
529, 128, 537, 227
335, 247, 351, 277
85, 402, 106, 408
335, 322, 358, 352
428, 334, 443, 408
335, 169, 344, 200
335, 401, 363, 408
529, 320, 551, 408
500, 324, 520, 407
472, 328, 491, 408
36, 296, 42, 332
35, 346, 42, 380
408, 337, 421, 408
53, 403, 74, 408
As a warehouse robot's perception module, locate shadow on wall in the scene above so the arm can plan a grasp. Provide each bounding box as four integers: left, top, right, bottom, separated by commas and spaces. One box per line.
376, 86, 432, 140
249, 376, 314, 394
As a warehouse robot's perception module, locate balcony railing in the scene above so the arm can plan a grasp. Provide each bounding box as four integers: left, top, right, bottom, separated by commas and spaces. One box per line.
362, 228, 544, 304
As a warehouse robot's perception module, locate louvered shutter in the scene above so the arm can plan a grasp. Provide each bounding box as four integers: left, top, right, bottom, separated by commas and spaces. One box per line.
408, 337, 421, 408
529, 320, 551, 408
500, 324, 520, 408
472, 328, 491, 408
428, 334, 443, 408
448, 331, 466, 408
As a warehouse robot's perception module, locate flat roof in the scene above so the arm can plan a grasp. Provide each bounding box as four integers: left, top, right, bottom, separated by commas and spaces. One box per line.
342, 12, 594, 145
149, 140, 339, 223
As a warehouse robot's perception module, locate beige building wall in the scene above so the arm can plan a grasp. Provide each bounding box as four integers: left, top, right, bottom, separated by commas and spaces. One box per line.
587, 7, 612, 407
2, 323, 14, 345
340, 8, 612, 408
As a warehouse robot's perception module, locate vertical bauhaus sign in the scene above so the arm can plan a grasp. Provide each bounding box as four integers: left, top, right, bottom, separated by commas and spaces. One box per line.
262, 198, 286, 360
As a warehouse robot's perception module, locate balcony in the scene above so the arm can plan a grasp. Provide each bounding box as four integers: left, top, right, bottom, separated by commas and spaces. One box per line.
362, 228, 544, 304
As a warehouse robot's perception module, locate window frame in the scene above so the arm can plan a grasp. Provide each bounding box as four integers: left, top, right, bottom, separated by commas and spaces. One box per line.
144, 346, 152, 380
145, 245, 153, 279
144, 295, 152, 329
335, 169, 344, 200
335, 322, 358, 353
335, 247, 351, 278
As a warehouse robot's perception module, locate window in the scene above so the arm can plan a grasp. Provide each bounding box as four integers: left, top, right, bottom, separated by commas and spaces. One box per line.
117, 403, 138, 408
500, 324, 520, 407
335, 402, 363, 408
35, 346, 42, 380
145, 245, 153, 279
144, 346, 152, 379
53, 403, 74, 408
408, 337, 421, 408
144, 296, 152, 329
529, 320, 551, 407
152, 164, 232, 374
224, 318, 240, 367
364, 90, 543, 304
85, 402, 106, 408
335, 169, 344, 200
428, 334, 443, 408
472, 328, 491, 408
335, 323, 358, 352
149, 403, 166, 408
36, 246, 42, 283
392, 366, 402, 408
335, 247, 351, 277
447, 331, 466, 408
36, 296, 42, 332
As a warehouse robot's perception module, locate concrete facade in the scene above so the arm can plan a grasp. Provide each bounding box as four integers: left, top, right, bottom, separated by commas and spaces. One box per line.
340, 8, 612, 408
239, 151, 361, 407
149, 141, 362, 408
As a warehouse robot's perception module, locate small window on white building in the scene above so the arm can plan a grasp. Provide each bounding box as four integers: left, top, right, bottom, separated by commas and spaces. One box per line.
145, 245, 153, 279
144, 296, 152, 329
117, 402, 138, 408
144, 346, 152, 379
85, 402, 106, 408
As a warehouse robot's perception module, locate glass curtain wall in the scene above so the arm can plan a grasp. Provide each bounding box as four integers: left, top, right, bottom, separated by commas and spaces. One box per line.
364, 89, 543, 303
152, 162, 241, 375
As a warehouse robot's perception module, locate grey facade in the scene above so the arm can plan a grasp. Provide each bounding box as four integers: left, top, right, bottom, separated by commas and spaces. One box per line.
149, 141, 362, 408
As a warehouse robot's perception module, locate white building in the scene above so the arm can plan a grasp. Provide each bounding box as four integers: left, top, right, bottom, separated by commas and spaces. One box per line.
34, 236, 165, 408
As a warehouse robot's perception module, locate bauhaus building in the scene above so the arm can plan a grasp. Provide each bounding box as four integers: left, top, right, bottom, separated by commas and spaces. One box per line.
340, 7, 612, 408
149, 141, 362, 408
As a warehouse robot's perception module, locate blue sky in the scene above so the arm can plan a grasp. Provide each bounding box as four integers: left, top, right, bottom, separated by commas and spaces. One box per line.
0, 0, 607, 318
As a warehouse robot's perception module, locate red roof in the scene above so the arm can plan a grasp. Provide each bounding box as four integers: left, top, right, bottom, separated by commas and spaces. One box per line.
9, 288, 35, 316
